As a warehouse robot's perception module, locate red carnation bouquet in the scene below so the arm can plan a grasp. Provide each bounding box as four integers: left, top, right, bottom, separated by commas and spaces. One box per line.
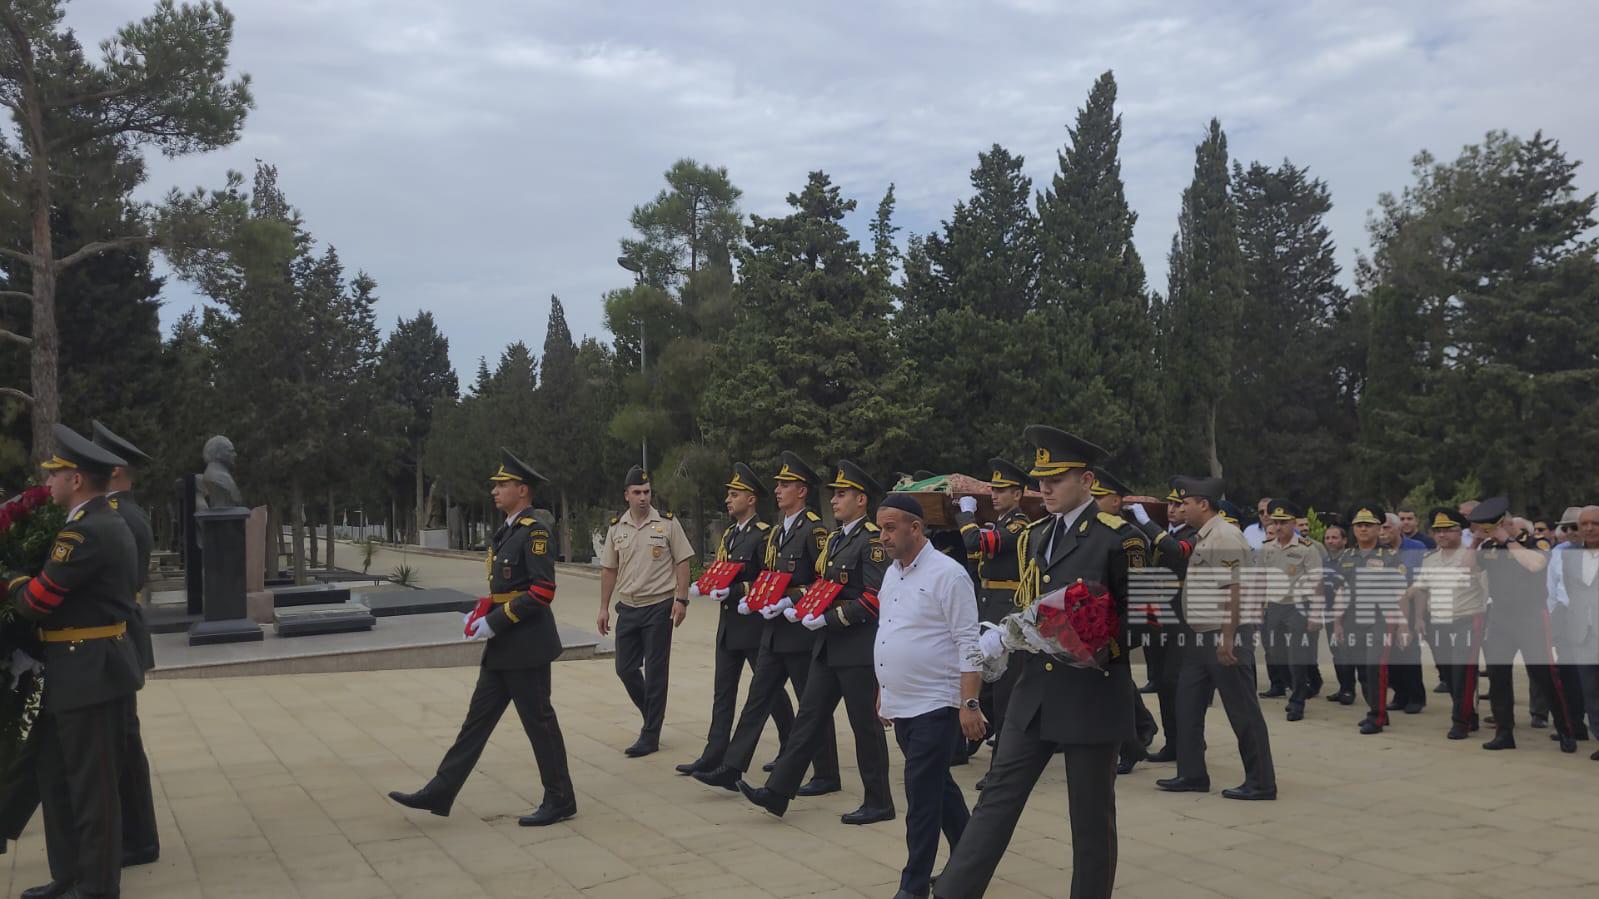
0, 485, 62, 821
973, 579, 1121, 679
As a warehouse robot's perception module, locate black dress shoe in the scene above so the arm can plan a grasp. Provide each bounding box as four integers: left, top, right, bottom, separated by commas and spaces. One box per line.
1482, 730, 1516, 750
1386, 698, 1405, 711
1530, 714, 1549, 729
1559, 737, 1578, 754
624, 736, 659, 758
1221, 785, 1277, 801
1146, 746, 1178, 763
841, 804, 895, 825
693, 765, 741, 791
20, 882, 75, 899
1259, 686, 1287, 698
762, 760, 776, 772
893, 890, 928, 899
949, 754, 969, 767
1433, 681, 1451, 694
797, 778, 841, 797
1139, 680, 1158, 694
1447, 725, 1469, 740
1590, 749, 1599, 760
1403, 702, 1424, 715
1359, 719, 1382, 735
1470, 718, 1481, 732
518, 800, 577, 827
675, 757, 711, 775
388, 786, 451, 817
966, 738, 984, 756
1154, 776, 1209, 793
1575, 726, 1591, 741
1116, 758, 1137, 776
1286, 706, 1304, 722
737, 781, 788, 817
122, 846, 160, 867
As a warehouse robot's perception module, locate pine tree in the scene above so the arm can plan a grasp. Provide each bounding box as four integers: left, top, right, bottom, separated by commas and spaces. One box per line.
379, 311, 458, 535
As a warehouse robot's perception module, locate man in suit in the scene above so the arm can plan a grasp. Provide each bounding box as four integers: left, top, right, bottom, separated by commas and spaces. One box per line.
1548, 506, 1599, 759
7, 424, 144, 899
676, 463, 794, 775
739, 460, 894, 825
694, 452, 840, 795
90, 421, 160, 867
933, 425, 1137, 899
390, 449, 576, 826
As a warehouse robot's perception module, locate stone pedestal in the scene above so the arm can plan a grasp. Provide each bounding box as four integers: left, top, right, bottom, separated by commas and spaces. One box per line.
244, 506, 273, 624
189, 507, 264, 645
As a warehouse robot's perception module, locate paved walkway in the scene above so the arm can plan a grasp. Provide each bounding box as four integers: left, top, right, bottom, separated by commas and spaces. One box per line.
3, 549, 1595, 898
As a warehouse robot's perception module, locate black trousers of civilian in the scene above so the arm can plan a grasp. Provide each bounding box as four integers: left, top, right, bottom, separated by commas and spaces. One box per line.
766, 660, 891, 810
724, 648, 837, 780
1576, 662, 1599, 740
894, 707, 969, 896
1486, 604, 1575, 737
614, 600, 674, 739
1175, 630, 1275, 790
37, 695, 129, 899
120, 693, 159, 856
432, 665, 574, 810
699, 643, 794, 769
934, 715, 1119, 899
1428, 614, 1484, 728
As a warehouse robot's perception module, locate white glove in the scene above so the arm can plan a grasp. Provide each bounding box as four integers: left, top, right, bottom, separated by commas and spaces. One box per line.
784, 606, 800, 622
801, 613, 826, 631
710, 587, 731, 601
8, 649, 41, 690
958, 496, 978, 514
467, 617, 495, 640
759, 602, 783, 620
688, 583, 703, 598
978, 628, 1007, 660
1130, 504, 1152, 526
737, 601, 752, 616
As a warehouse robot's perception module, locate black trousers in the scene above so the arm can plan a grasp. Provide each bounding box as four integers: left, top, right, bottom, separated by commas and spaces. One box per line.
894, 708, 969, 897
700, 642, 793, 767
1388, 627, 1427, 709
1346, 620, 1395, 726
725, 648, 837, 779
120, 694, 158, 855
1175, 630, 1275, 790
1261, 605, 1293, 691
935, 716, 1119, 899
1120, 692, 1157, 763
38, 695, 129, 899
1485, 605, 1575, 736
1577, 662, 1599, 740
1429, 613, 1484, 727
433, 665, 573, 810
614, 600, 674, 738
1263, 604, 1316, 711
0, 731, 40, 841
766, 660, 891, 810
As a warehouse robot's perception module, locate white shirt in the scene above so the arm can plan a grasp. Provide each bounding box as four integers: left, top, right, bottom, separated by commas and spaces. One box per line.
1547, 545, 1599, 610
1243, 522, 1267, 550
781, 509, 806, 537
874, 540, 981, 719
68, 497, 94, 521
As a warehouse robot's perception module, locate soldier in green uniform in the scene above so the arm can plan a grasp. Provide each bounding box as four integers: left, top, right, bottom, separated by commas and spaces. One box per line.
676, 463, 794, 776
936, 426, 1136, 899
954, 457, 1032, 773
7, 424, 143, 899
695, 452, 840, 797
740, 460, 894, 825
88, 422, 160, 868
1089, 469, 1160, 775
1124, 481, 1200, 764
390, 449, 576, 827
1327, 503, 1411, 735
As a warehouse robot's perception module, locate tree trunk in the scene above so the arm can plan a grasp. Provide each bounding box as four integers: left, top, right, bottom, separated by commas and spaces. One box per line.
391, 496, 400, 545
290, 478, 307, 584
1206, 400, 1224, 478
326, 490, 335, 569
415, 456, 426, 532
10, 16, 58, 462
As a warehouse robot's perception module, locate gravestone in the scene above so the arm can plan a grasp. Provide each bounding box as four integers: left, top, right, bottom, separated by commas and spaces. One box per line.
187, 435, 263, 645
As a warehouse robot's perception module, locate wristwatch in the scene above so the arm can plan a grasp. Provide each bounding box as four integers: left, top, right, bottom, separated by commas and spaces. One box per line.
673, 596, 689, 606
962, 698, 980, 711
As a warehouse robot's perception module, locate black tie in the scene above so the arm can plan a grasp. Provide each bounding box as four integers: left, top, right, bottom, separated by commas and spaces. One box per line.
1047, 515, 1064, 565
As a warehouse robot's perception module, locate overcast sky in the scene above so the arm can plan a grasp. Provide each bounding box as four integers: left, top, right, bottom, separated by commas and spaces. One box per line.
67, 0, 1599, 379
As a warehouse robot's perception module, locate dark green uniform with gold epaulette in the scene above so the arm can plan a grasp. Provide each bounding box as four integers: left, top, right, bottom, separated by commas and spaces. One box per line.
756, 460, 893, 817
7, 426, 143, 898
390, 449, 575, 827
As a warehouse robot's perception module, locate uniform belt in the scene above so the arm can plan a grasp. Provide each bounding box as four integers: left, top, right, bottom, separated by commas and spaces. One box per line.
39, 622, 127, 643
491, 592, 521, 604
981, 579, 1021, 590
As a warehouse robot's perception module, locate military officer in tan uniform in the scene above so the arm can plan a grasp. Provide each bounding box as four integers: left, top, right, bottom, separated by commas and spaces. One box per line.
1256, 500, 1324, 721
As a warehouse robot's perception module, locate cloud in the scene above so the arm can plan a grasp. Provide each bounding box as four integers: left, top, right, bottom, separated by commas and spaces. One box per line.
65, 0, 1599, 379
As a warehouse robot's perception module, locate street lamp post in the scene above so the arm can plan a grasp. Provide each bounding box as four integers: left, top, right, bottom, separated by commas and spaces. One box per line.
616, 256, 648, 471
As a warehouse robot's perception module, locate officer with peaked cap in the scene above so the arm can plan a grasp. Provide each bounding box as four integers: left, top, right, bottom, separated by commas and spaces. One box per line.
1412, 507, 1488, 739
1326, 502, 1412, 735
676, 464, 794, 776
935, 426, 1136, 899
1256, 500, 1325, 721
390, 449, 577, 826
1089, 468, 1159, 774
89, 421, 161, 867
7, 424, 142, 899
1125, 478, 1201, 763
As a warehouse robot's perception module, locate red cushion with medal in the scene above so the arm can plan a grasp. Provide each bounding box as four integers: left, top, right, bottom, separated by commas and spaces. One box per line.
794, 579, 844, 619
745, 570, 793, 611
694, 560, 744, 595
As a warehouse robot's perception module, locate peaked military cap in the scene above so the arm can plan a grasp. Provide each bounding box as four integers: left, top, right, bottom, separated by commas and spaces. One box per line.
773, 451, 820, 485
1023, 425, 1106, 478
1217, 499, 1244, 525
1089, 468, 1132, 498
725, 462, 767, 497
1347, 502, 1386, 527
1166, 479, 1184, 503
828, 459, 883, 497
1267, 500, 1302, 521
1465, 496, 1510, 525
1172, 475, 1223, 502
987, 457, 1032, 490
1429, 506, 1467, 530
40, 424, 127, 478
489, 448, 546, 484
90, 420, 150, 465
623, 465, 650, 488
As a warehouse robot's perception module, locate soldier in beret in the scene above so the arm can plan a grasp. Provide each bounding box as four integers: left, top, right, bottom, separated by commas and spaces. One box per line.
598, 466, 696, 757
390, 450, 576, 827
7, 425, 143, 899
